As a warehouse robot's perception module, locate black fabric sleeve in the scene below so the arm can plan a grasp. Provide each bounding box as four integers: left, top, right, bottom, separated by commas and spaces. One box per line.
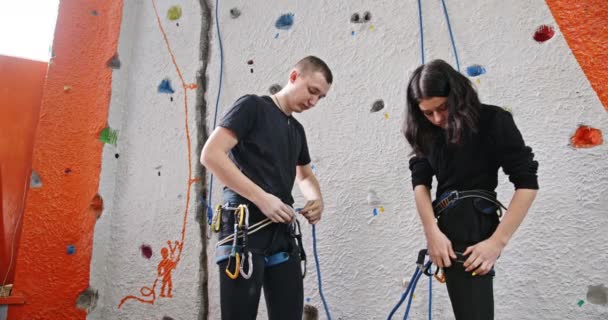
409, 156, 434, 189
493, 110, 539, 190
218, 95, 258, 140
297, 127, 311, 166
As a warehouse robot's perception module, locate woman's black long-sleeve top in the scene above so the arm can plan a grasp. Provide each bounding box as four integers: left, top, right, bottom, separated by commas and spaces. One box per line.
409, 104, 539, 198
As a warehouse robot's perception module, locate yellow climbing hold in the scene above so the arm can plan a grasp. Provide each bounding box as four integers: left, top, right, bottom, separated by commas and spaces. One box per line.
379, 206, 385, 213
369, 25, 375, 31
475, 78, 481, 85
383, 112, 389, 119
167, 5, 182, 21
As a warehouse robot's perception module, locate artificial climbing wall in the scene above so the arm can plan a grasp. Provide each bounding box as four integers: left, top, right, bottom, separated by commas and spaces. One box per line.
88, 0, 607, 319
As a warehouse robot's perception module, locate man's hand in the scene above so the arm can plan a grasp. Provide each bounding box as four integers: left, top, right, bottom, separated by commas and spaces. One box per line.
255, 193, 295, 223
299, 199, 324, 224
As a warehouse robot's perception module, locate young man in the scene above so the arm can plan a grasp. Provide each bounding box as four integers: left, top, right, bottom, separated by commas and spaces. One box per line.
201, 56, 332, 319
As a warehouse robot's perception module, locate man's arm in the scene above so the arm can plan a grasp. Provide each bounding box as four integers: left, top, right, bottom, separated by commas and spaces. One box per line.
295, 164, 323, 224
200, 127, 295, 223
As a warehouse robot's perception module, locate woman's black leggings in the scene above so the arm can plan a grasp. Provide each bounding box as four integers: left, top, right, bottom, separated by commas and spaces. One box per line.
434, 193, 500, 320
444, 262, 494, 320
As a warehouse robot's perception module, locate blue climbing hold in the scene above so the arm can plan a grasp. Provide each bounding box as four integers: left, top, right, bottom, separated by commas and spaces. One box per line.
67, 245, 76, 255
275, 13, 294, 30
158, 78, 175, 94
466, 64, 486, 77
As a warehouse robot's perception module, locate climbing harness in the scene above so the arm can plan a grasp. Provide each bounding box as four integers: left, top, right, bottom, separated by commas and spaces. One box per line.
214, 203, 307, 279
433, 189, 507, 219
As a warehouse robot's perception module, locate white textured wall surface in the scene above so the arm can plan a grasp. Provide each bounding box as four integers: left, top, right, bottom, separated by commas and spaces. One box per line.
91, 0, 607, 319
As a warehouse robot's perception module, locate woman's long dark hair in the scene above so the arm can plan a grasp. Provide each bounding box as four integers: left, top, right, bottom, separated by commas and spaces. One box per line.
404, 59, 481, 156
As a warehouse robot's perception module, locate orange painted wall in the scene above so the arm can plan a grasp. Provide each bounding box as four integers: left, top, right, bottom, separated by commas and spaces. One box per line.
8, 1, 123, 319
545, 0, 608, 111
0, 55, 48, 287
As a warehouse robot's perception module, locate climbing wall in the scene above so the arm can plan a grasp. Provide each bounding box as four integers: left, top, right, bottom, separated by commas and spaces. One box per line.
87, 0, 607, 319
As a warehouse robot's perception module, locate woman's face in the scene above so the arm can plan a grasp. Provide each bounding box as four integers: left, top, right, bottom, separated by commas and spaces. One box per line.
418, 97, 448, 129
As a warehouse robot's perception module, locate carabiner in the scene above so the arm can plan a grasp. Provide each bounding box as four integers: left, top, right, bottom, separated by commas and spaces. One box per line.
434, 267, 446, 283
239, 251, 253, 279
211, 204, 223, 232
225, 252, 241, 279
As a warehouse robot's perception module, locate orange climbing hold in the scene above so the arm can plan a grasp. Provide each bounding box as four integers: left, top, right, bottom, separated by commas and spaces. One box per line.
570, 125, 603, 148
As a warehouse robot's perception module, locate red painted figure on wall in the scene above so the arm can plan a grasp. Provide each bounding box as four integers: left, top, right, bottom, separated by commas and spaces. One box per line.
158, 240, 181, 298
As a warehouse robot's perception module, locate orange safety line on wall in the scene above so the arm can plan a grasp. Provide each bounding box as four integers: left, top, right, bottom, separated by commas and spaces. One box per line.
118, 0, 199, 309
545, 0, 608, 112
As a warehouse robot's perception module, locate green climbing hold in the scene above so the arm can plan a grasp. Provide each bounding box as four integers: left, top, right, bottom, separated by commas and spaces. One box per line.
167, 5, 182, 21
99, 127, 118, 146
577, 299, 585, 307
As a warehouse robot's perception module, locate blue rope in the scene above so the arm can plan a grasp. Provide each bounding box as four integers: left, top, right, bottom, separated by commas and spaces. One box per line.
387, 268, 420, 320
440, 0, 460, 71
207, 0, 225, 225
403, 267, 424, 319
312, 224, 332, 320
416, 0, 425, 64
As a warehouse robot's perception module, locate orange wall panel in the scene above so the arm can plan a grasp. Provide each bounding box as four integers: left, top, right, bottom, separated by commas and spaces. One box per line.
8, 1, 123, 319
0, 55, 47, 289
545, 0, 608, 111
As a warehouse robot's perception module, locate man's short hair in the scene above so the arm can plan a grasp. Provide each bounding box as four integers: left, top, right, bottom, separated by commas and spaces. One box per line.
295, 56, 333, 84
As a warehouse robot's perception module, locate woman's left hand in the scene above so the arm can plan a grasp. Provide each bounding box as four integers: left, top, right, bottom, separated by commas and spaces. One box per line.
463, 238, 504, 276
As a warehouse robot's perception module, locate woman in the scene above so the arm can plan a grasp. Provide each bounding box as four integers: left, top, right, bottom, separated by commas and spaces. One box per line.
404, 59, 538, 319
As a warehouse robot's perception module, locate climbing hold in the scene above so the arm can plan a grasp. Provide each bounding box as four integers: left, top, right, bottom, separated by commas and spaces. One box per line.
269, 84, 282, 95
586, 284, 608, 305
99, 127, 118, 146
67, 245, 76, 255
466, 64, 486, 77
350, 13, 360, 23
90, 194, 104, 219
363, 11, 372, 22
367, 189, 382, 206
570, 125, 603, 148
167, 5, 182, 21
370, 99, 384, 112
577, 299, 585, 307
30, 170, 42, 188
303, 304, 319, 320
275, 13, 294, 30
158, 78, 175, 94
533, 25, 555, 43
76, 287, 98, 312
229, 8, 241, 19
141, 244, 153, 259
106, 53, 121, 69
64, 85, 72, 92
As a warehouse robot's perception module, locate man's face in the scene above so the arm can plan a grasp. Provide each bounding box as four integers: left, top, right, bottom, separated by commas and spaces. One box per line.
289, 70, 331, 113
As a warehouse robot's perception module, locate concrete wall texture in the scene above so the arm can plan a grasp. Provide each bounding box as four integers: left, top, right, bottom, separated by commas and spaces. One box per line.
85, 0, 607, 319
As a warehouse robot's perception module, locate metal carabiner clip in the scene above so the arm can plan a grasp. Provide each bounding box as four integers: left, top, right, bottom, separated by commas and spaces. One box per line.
225, 223, 241, 279
211, 204, 223, 232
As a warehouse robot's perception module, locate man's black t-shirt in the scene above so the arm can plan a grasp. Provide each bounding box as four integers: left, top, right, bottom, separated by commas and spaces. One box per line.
219, 94, 311, 206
